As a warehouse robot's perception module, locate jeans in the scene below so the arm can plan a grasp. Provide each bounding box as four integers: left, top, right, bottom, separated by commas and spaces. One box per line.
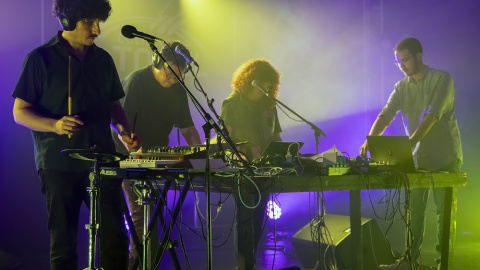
409, 159, 462, 264
39, 169, 129, 270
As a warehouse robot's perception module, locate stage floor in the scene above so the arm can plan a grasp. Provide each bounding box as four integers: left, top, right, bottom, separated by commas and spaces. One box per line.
7, 228, 479, 270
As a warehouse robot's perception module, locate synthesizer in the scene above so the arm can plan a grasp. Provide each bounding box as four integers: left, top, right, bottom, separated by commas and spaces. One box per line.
119, 159, 178, 168
120, 145, 208, 168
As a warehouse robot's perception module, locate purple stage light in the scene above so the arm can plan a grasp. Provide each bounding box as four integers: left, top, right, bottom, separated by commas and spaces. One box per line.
267, 200, 282, 220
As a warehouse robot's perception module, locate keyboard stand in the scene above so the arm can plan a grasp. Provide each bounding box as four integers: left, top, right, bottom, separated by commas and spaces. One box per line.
129, 178, 185, 270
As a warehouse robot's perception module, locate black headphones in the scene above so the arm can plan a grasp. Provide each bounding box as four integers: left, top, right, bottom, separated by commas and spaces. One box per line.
152, 52, 165, 69
58, 13, 77, 31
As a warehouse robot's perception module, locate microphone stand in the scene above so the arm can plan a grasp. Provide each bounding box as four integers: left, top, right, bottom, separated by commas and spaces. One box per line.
148, 42, 253, 270
185, 64, 230, 156
253, 83, 327, 154
253, 82, 327, 226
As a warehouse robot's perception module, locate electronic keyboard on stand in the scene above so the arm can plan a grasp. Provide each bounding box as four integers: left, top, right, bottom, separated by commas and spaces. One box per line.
101, 145, 235, 270
119, 145, 208, 168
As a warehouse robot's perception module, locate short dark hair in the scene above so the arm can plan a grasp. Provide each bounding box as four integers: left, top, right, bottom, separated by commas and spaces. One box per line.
394, 37, 423, 56
52, 0, 112, 22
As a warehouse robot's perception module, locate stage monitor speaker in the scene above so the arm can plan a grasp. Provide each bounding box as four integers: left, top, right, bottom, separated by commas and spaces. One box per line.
291, 214, 395, 270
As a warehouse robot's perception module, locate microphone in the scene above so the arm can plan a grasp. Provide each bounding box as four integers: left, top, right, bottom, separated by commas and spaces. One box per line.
121, 25, 163, 43
175, 45, 199, 67
251, 80, 269, 96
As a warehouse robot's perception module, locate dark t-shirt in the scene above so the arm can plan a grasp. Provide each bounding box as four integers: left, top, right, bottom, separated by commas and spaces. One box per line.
12, 32, 125, 172
113, 65, 195, 154
220, 91, 281, 159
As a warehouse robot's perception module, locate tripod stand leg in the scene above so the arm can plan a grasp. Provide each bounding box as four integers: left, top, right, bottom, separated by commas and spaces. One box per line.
85, 184, 99, 270
168, 240, 182, 270
152, 179, 191, 269
122, 187, 143, 269
143, 197, 150, 270
126, 179, 173, 270
84, 159, 101, 270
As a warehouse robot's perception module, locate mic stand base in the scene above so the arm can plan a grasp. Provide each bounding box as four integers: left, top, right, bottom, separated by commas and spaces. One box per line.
201, 122, 213, 270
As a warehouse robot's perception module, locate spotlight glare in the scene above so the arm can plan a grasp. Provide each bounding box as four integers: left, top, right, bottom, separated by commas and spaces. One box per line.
267, 200, 282, 220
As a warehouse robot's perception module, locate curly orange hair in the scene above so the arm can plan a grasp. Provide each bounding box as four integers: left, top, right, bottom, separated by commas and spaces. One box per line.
231, 59, 281, 98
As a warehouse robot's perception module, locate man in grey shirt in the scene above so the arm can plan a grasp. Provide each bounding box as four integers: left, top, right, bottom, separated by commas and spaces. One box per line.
360, 37, 462, 270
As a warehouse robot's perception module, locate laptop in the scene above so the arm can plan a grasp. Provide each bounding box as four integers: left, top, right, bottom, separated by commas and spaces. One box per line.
256, 141, 304, 166
366, 136, 416, 173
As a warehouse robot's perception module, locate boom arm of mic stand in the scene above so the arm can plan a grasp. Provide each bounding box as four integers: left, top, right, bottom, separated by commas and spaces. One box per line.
186, 64, 221, 122
276, 98, 326, 138
259, 90, 327, 154
185, 64, 248, 172
186, 64, 232, 149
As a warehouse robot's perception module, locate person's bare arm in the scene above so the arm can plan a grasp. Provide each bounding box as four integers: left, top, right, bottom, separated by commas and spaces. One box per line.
409, 114, 438, 145
180, 126, 202, 145
110, 100, 141, 152
359, 115, 390, 157
13, 97, 83, 135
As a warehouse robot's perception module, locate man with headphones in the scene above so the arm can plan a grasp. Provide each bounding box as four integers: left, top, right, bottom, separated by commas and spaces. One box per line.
12, 0, 139, 269
112, 40, 201, 269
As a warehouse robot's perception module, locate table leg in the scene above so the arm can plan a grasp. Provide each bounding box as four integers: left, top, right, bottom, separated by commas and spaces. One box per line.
350, 189, 363, 270
440, 187, 458, 270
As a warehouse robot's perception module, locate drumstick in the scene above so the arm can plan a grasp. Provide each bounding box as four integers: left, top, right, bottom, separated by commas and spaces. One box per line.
68, 56, 72, 138
131, 111, 137, 139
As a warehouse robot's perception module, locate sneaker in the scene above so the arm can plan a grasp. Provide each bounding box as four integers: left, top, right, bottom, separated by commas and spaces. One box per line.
379, 259, 410, 270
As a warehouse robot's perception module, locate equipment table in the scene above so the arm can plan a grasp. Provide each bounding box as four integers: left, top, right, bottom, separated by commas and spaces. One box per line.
100, 167, 467, 270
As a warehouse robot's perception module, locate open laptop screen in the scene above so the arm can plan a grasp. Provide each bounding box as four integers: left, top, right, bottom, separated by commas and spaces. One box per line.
366, 135, 416, 173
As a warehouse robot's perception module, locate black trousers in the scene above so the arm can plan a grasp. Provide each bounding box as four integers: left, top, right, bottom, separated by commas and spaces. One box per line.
39, 169, 129, 270
234, 191, 269, 270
